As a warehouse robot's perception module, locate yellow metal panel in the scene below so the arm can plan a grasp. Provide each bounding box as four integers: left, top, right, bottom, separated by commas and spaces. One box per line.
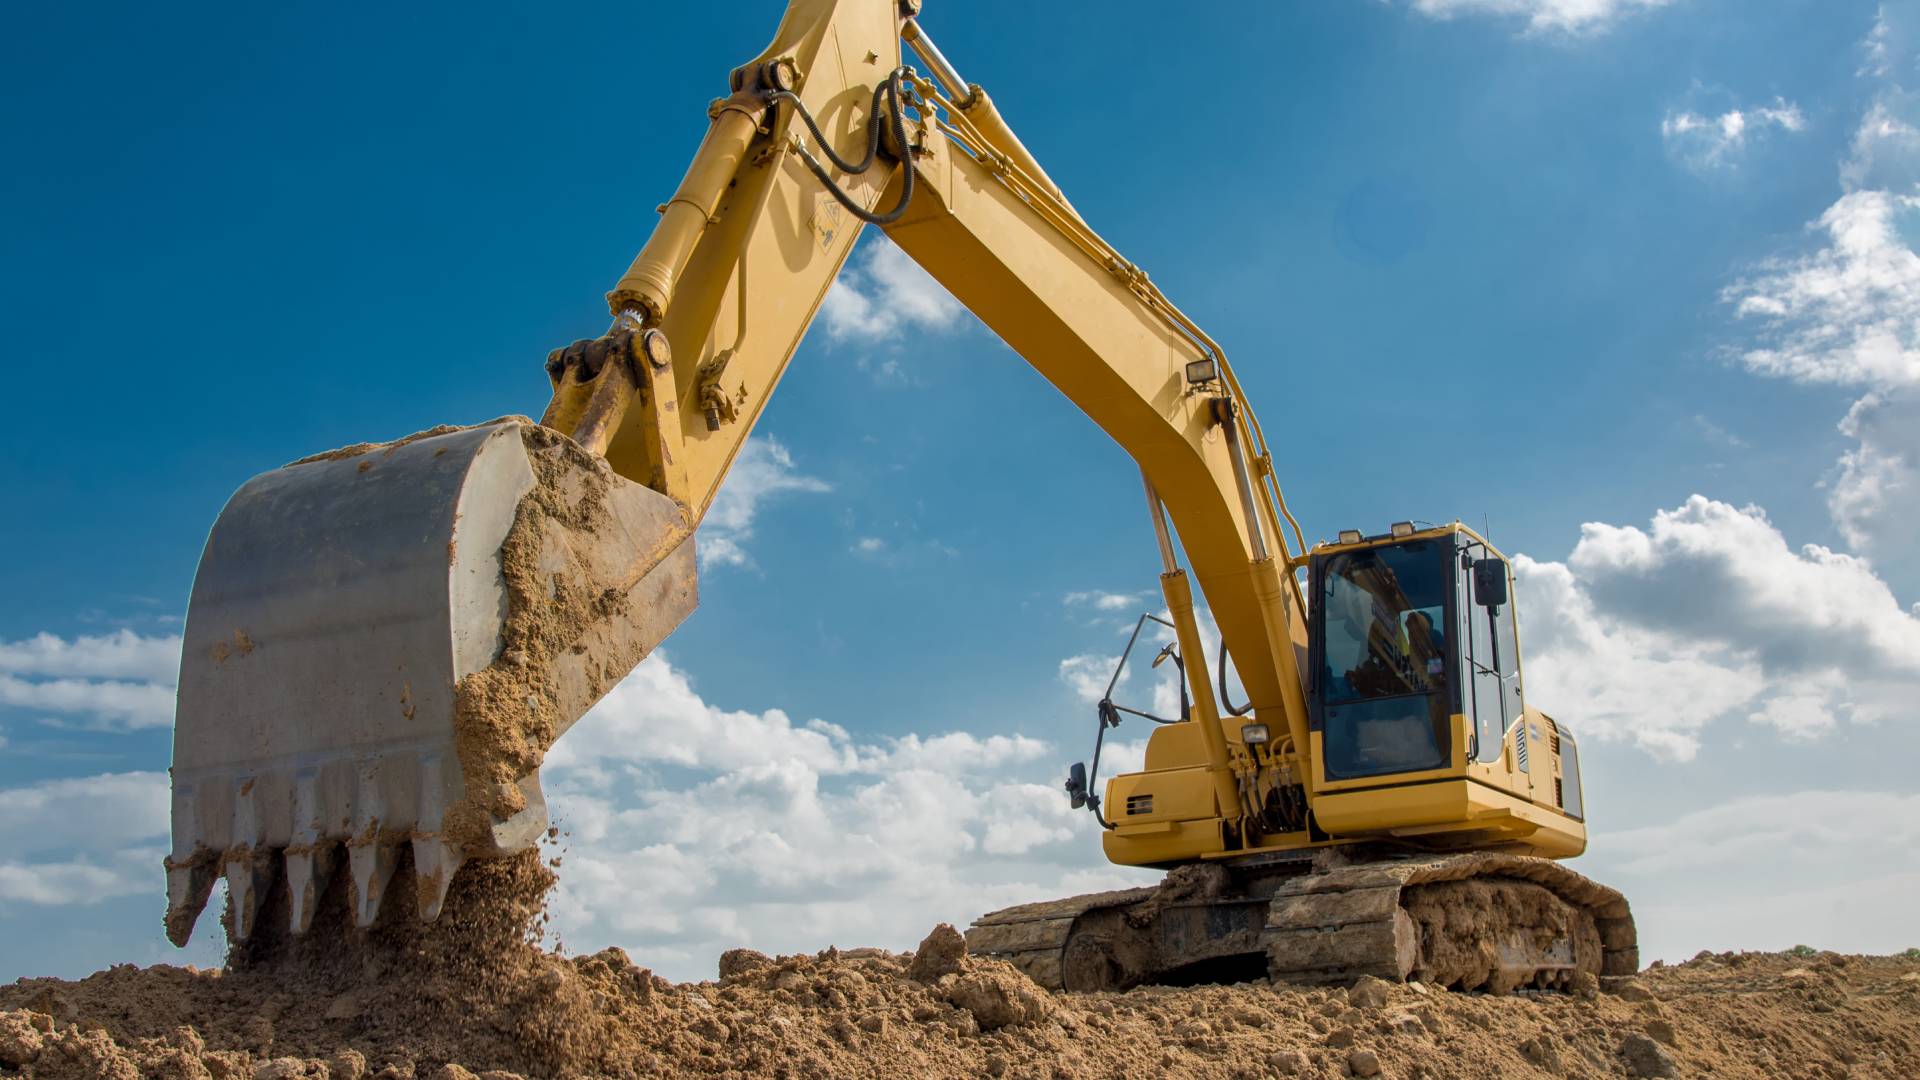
1104, 766, 1218, 825
1311, 778, 1587, 859
1142, 722, 1209, 771
1102, 819, 1222, 867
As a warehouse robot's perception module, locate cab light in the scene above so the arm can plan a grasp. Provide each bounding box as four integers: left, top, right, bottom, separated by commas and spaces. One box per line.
1390, 521, 1415, 538
1337, 529, 1363, 545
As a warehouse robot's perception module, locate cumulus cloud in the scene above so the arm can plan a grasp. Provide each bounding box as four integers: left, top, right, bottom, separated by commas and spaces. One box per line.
1058, 653, 1121, 705
1831, 391, 1920, 582
0, 771, 169, 907
1722, 187, 1920, 580
1660, 98, 1805, 172
0, 630, 180, 731
1403, 0, 1679, 35
542, 653, 1143, 978
0, 629, 181, 683
1727, 190, 1920, 390
818, 236, 968, 384
1721, 14, 1919, 572
697, 437, 830, 571
1515, 496, 1920, 760
550, 653, 1051, 780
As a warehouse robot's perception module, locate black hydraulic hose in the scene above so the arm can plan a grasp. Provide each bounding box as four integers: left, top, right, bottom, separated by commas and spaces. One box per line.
773, 75, 891, 175
771, 68, 915, 226
1218, 641, 1253, 717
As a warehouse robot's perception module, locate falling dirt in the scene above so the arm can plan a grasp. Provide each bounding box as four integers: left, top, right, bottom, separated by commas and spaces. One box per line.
6, 854, 1918, 1080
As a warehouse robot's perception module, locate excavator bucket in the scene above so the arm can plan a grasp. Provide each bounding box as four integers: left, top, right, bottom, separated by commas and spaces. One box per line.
165, 418, 696, 946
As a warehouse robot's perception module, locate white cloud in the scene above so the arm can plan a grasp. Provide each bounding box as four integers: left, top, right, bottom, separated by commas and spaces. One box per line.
1845, 98, 1920, 190
1063, 590, 1146, 613
1728, 190, 1920, 390
1660, 98, 1805, 171
0, 675, 176, 730
1710, 13, 1920, 586
544, 653, 1144, 979
0, 771, 169, 907
0, 630, 181, 731
1832, 390, 1920, 582
0, 629, 181, 683
1690, 413, 1748, 450
1515, 496, 1920, 760
1404, 0, 1678, 35
851, 536, 886, 557
1846, 5, 1920, 188
1721, 187, 1920, 573
697, 437, 829, 571
819, 235, 967, 362
1057, 594, 1241, 732
549, 652, 1052, 780
1602, 790, 1920, 876
1584, 789, 1920, 960
1058, 653, 1119, 704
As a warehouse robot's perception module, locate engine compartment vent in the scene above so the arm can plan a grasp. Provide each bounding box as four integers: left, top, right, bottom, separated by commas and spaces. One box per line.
1126, 794, 1154, 816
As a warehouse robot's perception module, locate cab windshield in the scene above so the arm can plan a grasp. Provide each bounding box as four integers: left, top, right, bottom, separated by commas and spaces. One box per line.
1320, 540, 1450, 704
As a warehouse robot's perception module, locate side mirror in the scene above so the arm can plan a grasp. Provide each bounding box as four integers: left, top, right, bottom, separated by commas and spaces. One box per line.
1473, 558, 1509, 608
1065, 762, 1089, 809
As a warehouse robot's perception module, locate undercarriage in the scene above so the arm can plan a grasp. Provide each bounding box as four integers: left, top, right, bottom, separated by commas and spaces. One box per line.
967, 850, 1636, 994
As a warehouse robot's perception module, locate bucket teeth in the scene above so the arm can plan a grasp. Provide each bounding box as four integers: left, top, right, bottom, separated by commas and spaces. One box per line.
224, 852, 277, 941
348, 842, 400, 928
164, 859, 218, 948
411, 837, 465, 923
285, 845, 337, 935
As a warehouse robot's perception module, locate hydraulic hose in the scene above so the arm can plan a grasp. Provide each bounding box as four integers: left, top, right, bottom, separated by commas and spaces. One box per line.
771, 68, 916, 226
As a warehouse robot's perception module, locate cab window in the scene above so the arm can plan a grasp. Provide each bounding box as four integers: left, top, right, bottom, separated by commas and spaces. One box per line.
1320, 541, 1450, 704
1318, 539, 1454, 780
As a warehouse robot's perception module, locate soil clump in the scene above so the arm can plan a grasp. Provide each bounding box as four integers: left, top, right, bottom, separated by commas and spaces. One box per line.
5, 873, 1917, 1080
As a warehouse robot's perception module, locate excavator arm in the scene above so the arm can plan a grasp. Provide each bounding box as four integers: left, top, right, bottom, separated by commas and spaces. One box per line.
573, 0, 1320, 850
166, 0, 1314, 946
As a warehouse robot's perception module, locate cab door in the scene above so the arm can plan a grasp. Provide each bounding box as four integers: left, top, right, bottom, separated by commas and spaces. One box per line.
1459, 539, 1524, 765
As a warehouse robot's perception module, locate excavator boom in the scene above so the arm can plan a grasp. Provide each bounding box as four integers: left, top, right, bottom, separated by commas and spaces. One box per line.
168, 0, 1299, 946
169, 0, 1627, 994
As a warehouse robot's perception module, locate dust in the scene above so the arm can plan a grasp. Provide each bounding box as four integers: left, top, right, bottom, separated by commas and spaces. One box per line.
7, 911, 1918, 1079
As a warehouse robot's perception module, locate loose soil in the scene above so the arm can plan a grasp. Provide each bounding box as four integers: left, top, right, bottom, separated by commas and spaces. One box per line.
4, 856, 1916, 1079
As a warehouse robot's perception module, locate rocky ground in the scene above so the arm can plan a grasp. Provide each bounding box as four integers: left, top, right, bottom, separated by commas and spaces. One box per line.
5, 938, 1918, 1079
3, 859, 1916, 1078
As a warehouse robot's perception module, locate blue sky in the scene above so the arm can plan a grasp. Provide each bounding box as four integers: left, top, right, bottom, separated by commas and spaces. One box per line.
3, 0, 1918, 981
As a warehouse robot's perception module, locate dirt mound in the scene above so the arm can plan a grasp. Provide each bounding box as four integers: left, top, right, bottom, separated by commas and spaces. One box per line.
7, 913, 1919, 1079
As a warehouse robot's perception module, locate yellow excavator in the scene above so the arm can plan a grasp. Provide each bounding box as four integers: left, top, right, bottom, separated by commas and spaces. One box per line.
165, 0, 1635, 994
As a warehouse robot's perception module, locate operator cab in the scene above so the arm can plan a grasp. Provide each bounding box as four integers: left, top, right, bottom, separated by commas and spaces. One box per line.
1308, 523, 1522, 783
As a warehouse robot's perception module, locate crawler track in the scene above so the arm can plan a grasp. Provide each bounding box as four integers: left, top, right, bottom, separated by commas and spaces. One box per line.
968, 852, 1636, 993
